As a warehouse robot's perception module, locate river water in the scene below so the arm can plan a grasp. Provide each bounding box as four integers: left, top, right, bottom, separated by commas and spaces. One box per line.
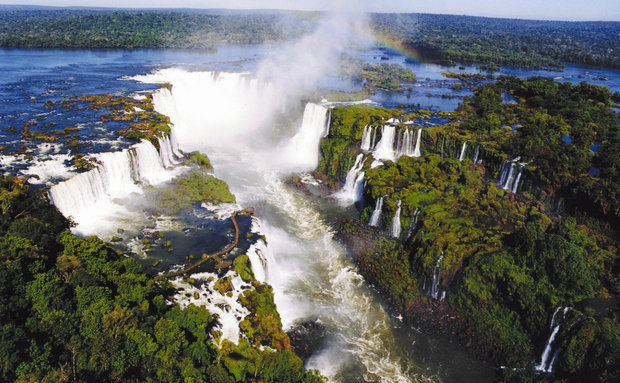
1, 43, 619, 382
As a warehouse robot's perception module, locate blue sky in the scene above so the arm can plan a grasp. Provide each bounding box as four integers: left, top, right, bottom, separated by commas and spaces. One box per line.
3, 0, 620, 21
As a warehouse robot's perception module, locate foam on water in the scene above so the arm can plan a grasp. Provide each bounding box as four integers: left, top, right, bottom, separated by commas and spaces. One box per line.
139, 69, 419, 382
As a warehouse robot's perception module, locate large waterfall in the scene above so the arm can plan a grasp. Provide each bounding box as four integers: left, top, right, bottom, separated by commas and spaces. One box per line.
137, 69, 419, 382
49, 138, 180, 235
374, 125, 397, 161
284, 103, 330, 171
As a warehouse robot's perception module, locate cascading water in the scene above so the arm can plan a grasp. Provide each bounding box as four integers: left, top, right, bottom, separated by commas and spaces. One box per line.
141, 69, 422, 382
511, 166, 523, 194
284, 103, 330, 171
337, 153, 365, 204
427, 253, 444, 300
324, 109, 332, 138
391, 200, 402, 238
535, 307, 572, 373
373, 125, 397, 161
369, 196, 384, 227
157, 135, 180, 168
498, 159, 524, 193
458, 141, 467, 162
405, 208, 419, 240
361, 125, 373, 151
49, 139, 178, 235
412, 128, 422, 158
472, 145, 480, 164
396, 129, 414, 157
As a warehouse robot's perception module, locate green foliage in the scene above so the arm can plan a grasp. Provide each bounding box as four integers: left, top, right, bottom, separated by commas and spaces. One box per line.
239, 284, 290, 351
371, 13, 620, 69
233, 255, 255, 283
360, 63, 416, 92
153, 169, 236, 214
188, 151, 214, 171
0, 176, 324, 382
327, 73, 619, 376
0, 10, 313, 50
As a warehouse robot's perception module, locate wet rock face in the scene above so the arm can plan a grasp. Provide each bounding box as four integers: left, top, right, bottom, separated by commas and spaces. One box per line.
286, 320, 328, 362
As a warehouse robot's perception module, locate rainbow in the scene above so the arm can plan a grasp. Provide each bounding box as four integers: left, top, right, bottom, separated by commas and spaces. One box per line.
372, 30, 427, 64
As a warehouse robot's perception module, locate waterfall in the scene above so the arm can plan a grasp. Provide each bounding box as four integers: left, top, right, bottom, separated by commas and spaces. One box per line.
323, 109, 332, 138
157, 135, 180, 168
428, 253, 444, 300
511, 166, 523, 194
458, 141, 467, 162
370, 125, 377, 150
535, 307, 572, 373
472, 145, 480, 164
336, 154, 365, 204
369, 196, 384, 227
284, 103, 329, 171
138, 69, 425, 382
373, 125, 396, 161
361, 125, 373, 151
390, 200, 402, 238
405, 208, 419, 240
498, 159, 524, 193
412, 128, 422, 157
396, 128, 411, 157
49, 139, 177, 234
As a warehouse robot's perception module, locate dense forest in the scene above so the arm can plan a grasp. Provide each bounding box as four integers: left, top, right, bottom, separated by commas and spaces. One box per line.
0, 174, 323, 381
0, 9, 313, 49
1, 8, 619, 70
371, 13, 620, 69
315, 76, 619, 381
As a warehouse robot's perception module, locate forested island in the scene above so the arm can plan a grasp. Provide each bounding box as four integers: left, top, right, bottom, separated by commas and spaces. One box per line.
1, 7, 619, 70
314, 76, 619, 381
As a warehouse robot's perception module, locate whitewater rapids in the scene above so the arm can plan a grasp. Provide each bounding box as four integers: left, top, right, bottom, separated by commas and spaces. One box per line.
137, 68, 435, 382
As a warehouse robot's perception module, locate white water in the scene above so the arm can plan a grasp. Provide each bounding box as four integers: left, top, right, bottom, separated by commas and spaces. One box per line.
283, 103, 330, 171
142, 69, 418, 382
390, 200, 402, 238
49, 139, 179, 235
173, 271, 252, 345
428, 254, 444, 300
412, 128, 422, 158
369, 196, 384, 227
472, 145, 480, 164
498, 159, 524, 193
337, 153, 365, 204
535, 307, 572, 373
458, 141, 467, 162
361, 125, 373, 151
373, 125, 397, 161
396, 129, 414, 157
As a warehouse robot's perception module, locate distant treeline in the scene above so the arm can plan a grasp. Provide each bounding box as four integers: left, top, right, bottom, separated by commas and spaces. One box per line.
371, 13, 620, 69
0, 9, 313, 50
1, 9, 619, 70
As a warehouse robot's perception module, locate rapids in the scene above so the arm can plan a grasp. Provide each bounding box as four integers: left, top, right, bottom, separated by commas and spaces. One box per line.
141, 69, 421, 382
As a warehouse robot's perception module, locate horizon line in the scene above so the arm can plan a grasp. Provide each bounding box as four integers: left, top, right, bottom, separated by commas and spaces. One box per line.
0, 3, 619, 23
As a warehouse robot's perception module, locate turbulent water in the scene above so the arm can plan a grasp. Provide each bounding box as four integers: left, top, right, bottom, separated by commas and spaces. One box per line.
137, 69, 430, 382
